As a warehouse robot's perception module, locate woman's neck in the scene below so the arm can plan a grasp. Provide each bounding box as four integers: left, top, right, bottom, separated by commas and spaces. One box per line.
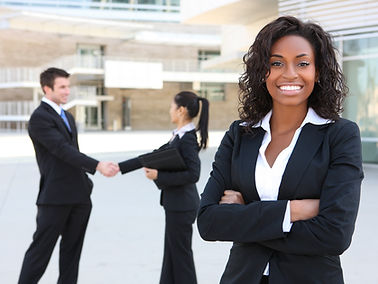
270, 105, 308, 135
175, 119, 192, 130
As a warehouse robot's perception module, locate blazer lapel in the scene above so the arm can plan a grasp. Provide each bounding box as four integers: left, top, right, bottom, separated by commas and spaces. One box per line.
240, 128, 265, 202
41, 102, 73, 140
278, 123, 326, 200
169, 135, 179, 146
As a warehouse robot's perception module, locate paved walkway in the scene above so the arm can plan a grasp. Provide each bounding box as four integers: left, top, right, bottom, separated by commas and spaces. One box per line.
0, 131, 377, 283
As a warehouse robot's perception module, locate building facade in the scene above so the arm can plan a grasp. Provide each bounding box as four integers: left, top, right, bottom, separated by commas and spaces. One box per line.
0, 0, 240, 132
181, 0, 378, 163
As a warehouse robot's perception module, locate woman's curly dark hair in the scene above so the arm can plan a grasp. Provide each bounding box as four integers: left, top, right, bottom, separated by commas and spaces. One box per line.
238, 16, 347, 127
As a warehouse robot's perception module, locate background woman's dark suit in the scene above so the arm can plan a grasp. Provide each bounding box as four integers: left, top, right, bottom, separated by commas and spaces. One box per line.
19, 102, 98, 284
119, 129, 200, 284
197, 119, 363, 284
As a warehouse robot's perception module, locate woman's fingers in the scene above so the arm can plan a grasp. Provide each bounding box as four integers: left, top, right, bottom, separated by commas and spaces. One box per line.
219, 190, 245, 205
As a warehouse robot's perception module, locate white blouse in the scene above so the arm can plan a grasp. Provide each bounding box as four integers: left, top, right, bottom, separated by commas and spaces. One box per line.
252, 107, 331, 275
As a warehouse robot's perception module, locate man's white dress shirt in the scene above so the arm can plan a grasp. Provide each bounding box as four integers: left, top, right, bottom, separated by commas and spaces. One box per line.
42, 97, 63, 115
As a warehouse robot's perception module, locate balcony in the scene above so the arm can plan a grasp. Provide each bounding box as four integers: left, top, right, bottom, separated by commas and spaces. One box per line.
0, 54, 239, 91
0, 68, 40, 88
64, 86, 113, 110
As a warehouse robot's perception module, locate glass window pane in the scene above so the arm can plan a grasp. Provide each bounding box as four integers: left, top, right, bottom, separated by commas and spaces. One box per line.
343, 58, 378, 163
199, 83, 225, 102
343, 37, 378, 57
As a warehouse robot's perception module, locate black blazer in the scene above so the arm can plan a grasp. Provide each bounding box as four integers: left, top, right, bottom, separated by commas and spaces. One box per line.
119, 130, 200, 211
197, 119, 363, 284
28, 102, 98, 205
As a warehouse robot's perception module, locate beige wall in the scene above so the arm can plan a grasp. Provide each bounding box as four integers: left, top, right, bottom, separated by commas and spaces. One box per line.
0, 30, 77, 66
208, 83, 239, 130
107, 42, 200, 60
0, 88, 37, 100
0, 29, 204, 67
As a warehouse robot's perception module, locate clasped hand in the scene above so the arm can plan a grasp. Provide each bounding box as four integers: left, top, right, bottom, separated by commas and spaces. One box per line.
143, 167, 158, 180
96, 161, 119, 177
219, 190, 245, 205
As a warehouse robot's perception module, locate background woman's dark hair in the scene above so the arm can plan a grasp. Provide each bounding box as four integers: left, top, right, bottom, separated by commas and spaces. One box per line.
174, 91, 209, 150
238, 16, 347, 127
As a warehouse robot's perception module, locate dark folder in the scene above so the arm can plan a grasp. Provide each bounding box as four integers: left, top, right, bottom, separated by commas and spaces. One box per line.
138, 147, 187, 171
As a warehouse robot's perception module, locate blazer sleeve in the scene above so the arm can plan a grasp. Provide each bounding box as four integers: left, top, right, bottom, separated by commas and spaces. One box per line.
119, 157, 142, 174
154, 132, 200, 188
197, 121, 288, 243
259, 121, 363, 255
29, 111, 99, 174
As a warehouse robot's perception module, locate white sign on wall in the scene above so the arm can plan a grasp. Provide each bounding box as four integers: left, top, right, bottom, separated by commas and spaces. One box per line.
104, 60, 163, 89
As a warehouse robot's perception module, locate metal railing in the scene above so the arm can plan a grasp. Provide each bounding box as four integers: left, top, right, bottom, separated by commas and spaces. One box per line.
0, 100, 35, 117
0, 67, 40, 84
0, 54, 238, 85
105, 56, 237, 73
45, 54, 104, 71
69, 86, 98, 100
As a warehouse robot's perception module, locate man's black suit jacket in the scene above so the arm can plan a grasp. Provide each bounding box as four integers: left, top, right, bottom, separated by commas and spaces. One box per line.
119, 130, 200, 211
28, 102, 98, 205
197, 119, 363, 284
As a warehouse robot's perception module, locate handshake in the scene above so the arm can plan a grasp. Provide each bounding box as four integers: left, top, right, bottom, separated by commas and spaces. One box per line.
96, 161, 120, 177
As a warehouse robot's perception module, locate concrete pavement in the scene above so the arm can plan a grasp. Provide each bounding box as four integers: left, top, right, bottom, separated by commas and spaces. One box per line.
0, 131, 377, 283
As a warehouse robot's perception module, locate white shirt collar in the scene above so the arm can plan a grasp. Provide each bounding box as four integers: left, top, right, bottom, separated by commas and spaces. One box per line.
251, 107, 331, 132
173, 122, 196, 138
42, 97, 63, 115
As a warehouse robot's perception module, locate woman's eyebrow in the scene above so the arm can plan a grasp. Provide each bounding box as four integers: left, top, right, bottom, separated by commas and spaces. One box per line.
270, 53, 310, 58
296, 53, 310, 58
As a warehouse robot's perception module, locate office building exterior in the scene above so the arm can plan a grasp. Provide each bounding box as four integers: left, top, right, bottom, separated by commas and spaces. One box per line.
0, 0, 240, 132
182, 0, 378, 163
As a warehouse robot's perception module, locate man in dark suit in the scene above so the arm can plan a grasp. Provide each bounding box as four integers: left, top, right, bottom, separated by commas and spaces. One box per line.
18, 67, 119, 284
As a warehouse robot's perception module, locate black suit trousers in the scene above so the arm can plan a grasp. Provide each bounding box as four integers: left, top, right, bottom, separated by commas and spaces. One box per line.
18, 204, 92, 284
160, 210, 197, 284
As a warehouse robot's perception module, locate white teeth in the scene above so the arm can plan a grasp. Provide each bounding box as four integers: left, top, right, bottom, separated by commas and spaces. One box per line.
280, 85, 301, 91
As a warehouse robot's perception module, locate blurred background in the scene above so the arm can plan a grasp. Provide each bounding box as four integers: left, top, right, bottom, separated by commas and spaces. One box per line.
0, 0, 377, 163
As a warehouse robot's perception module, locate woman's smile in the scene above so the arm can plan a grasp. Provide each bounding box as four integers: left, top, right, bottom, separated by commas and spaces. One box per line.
277, 84, 304, 95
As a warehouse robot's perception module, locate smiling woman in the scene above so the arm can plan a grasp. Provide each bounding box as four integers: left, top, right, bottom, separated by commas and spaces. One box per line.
197, 16, 363, 284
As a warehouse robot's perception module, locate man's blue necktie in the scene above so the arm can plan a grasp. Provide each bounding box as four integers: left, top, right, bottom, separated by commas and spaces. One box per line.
60, 109, 71, 132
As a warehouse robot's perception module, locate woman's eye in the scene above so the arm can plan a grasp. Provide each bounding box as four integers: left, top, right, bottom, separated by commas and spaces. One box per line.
271, 61, 282, 67
298, 61, 310, 67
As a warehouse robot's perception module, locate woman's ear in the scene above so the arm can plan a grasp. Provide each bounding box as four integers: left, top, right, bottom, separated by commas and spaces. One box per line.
178, 106, 189, 119
178, 106, 185, 113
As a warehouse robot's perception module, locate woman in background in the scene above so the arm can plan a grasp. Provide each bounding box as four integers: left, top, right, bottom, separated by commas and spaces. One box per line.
119, 91, 209, 284
197, 16, 363, 284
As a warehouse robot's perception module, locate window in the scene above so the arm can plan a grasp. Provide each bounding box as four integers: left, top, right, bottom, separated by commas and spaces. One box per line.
343, 37, 378, 163
198, 50, 221, 62
198, 83, 225, 101
77, 44, 104, 69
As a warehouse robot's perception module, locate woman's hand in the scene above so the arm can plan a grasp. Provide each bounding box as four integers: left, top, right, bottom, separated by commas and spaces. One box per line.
219, 190, 245, 205
290, 199, 319, 222
144, 167, 158, 180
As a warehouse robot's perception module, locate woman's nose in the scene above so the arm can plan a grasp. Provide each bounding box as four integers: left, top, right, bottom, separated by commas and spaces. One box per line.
283, 64, 298, 79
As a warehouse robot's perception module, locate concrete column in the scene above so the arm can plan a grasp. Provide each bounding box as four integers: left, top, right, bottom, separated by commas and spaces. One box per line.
32, 88, 39, 108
